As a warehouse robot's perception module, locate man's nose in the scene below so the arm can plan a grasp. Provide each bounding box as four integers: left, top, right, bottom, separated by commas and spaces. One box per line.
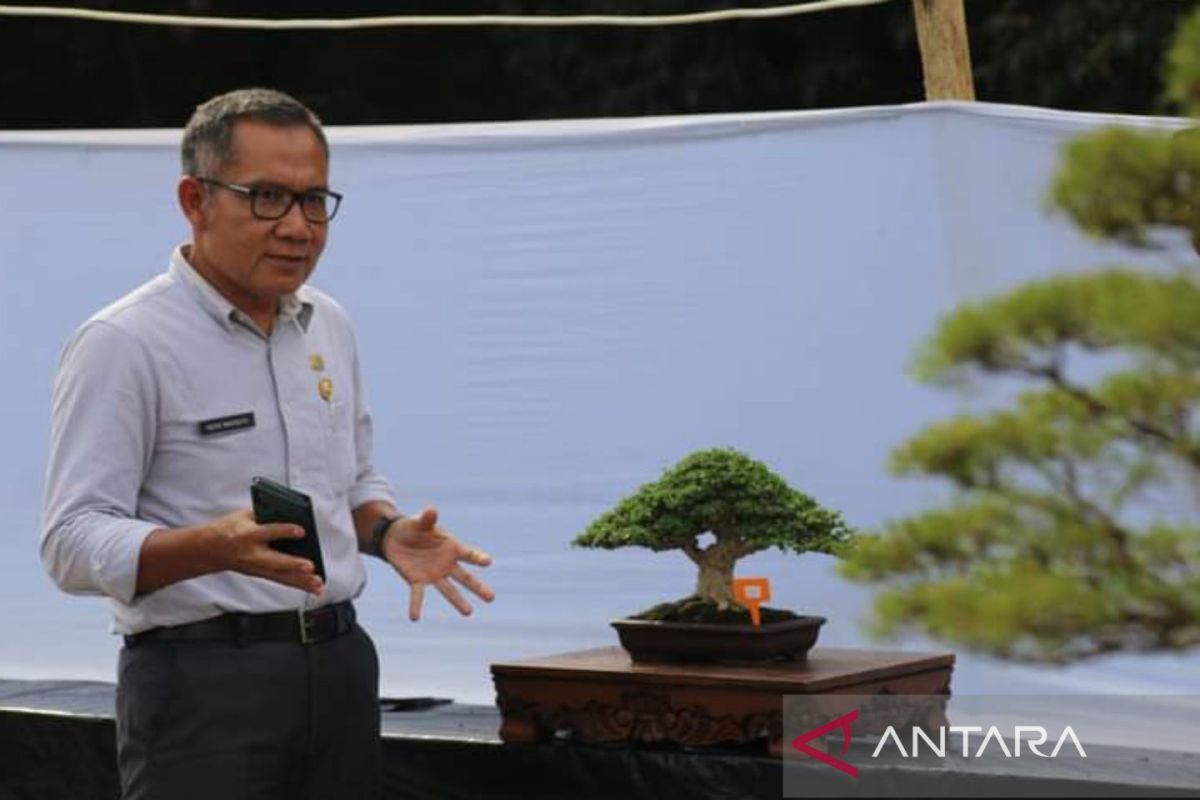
274, 200, 313, 239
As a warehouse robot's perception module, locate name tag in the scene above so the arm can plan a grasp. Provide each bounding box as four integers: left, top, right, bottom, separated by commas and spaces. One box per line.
198, 412, 256, 437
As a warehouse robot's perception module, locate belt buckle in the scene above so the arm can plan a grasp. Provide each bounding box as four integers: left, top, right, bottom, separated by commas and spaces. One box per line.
298, 608, 319, 645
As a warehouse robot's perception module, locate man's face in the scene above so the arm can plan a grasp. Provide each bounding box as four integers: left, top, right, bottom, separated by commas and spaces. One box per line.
183, 120, 330, 311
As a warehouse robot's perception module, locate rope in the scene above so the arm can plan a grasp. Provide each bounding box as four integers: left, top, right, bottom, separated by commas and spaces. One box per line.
0, 0, 894, 31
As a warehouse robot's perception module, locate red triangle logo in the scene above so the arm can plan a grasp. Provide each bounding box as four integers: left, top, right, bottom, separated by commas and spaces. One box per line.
790, 708, 859, 778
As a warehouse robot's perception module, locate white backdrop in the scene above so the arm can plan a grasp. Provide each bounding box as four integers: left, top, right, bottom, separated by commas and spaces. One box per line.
1, 101, 1195, 702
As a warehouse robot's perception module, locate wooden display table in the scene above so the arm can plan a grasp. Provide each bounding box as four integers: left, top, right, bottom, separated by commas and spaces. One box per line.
491, 646, 954, 757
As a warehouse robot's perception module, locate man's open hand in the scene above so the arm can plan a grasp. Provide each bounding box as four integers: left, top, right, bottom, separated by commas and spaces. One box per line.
380, 507, 495, 621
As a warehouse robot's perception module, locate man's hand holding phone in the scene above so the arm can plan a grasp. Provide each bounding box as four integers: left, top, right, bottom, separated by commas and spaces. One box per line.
211, 508, 325, 596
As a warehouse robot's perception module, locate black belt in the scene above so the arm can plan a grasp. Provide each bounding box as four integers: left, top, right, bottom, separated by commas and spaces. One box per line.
124, 601, 356, 648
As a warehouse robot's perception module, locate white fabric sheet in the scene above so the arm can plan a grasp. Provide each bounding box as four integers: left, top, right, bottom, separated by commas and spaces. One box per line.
1, 102, 1195, 702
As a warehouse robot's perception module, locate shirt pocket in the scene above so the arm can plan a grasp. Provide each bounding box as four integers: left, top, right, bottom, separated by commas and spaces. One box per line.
321, 397, 358, 494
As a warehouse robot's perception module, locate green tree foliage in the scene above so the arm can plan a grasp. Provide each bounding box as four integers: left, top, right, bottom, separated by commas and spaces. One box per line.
841, 9, 1200, 663
1047, 126, 1200, 247
1167, 6, 1200, 116
574, 448, 852, 610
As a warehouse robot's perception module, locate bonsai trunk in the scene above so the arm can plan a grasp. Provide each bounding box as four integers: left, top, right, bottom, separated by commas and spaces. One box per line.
694, 551, 738, 610
683, 531, 763, 611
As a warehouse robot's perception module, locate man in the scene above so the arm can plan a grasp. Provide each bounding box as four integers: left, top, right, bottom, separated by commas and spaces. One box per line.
41, 87, 494, 799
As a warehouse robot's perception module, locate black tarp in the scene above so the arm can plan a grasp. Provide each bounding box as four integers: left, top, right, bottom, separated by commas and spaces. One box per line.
2, 679, 1197, 800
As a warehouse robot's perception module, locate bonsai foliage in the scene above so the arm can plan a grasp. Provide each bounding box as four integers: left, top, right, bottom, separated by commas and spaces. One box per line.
574, 448, 853, 616
841, 10, 1200, 663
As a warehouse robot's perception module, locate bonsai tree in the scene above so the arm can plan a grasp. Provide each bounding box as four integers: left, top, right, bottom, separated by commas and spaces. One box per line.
839, 9, 1200, 663
573, 448, 854, 622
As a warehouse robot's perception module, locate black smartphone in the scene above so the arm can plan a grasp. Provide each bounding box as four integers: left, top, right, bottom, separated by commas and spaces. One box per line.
250, 476, 327, 581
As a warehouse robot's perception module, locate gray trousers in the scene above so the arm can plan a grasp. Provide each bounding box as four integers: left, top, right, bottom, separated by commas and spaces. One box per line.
116, 623, 381, 800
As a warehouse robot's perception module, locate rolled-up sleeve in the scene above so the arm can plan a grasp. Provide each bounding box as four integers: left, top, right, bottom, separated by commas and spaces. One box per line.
41, 320, 161, 603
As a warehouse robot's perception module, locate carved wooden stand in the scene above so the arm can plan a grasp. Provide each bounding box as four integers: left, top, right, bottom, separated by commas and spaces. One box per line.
491, 646, 954, 757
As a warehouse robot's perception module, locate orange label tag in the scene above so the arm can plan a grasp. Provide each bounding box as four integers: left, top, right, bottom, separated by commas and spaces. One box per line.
733, 577, 771, 627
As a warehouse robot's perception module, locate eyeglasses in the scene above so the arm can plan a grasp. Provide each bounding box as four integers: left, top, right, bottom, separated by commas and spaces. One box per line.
196, 177, 343, 223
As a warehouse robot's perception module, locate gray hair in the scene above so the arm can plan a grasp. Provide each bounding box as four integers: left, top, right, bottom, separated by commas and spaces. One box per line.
181, 87, 328, 177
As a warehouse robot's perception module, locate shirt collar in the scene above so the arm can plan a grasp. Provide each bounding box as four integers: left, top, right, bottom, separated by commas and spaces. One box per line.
169, 245, 314, 334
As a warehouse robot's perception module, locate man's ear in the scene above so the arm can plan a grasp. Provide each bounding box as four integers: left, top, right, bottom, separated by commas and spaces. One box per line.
178, 176, 207, 228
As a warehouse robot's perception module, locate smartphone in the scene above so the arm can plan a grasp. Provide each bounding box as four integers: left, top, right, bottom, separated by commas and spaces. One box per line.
250, 476, 327, 581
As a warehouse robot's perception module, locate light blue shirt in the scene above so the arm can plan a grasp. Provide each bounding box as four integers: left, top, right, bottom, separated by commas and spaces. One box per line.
41, 246, 396, 634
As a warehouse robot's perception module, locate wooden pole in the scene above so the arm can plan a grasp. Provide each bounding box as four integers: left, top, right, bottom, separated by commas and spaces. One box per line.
911, 0, 975, 101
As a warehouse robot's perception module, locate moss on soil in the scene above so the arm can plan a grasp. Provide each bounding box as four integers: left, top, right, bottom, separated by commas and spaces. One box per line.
631, 595, 800, 624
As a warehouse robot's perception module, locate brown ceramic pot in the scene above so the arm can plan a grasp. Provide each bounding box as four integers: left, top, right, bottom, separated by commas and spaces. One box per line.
611, 615, 825, 664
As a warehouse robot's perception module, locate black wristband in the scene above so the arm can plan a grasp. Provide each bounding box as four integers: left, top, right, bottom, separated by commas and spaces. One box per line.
371, 515, 401, 560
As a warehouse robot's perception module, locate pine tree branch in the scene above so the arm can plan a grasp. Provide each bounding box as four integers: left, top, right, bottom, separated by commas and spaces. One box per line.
1055, 457, 1135, 566
964, 461, 1134, 585
1016, 361, 1200, 470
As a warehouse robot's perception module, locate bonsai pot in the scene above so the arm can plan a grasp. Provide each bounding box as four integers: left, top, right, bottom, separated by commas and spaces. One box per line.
612, 615, 825, 664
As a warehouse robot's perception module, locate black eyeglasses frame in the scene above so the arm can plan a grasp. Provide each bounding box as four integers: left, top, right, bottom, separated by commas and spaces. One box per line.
196, 176, 343, 223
